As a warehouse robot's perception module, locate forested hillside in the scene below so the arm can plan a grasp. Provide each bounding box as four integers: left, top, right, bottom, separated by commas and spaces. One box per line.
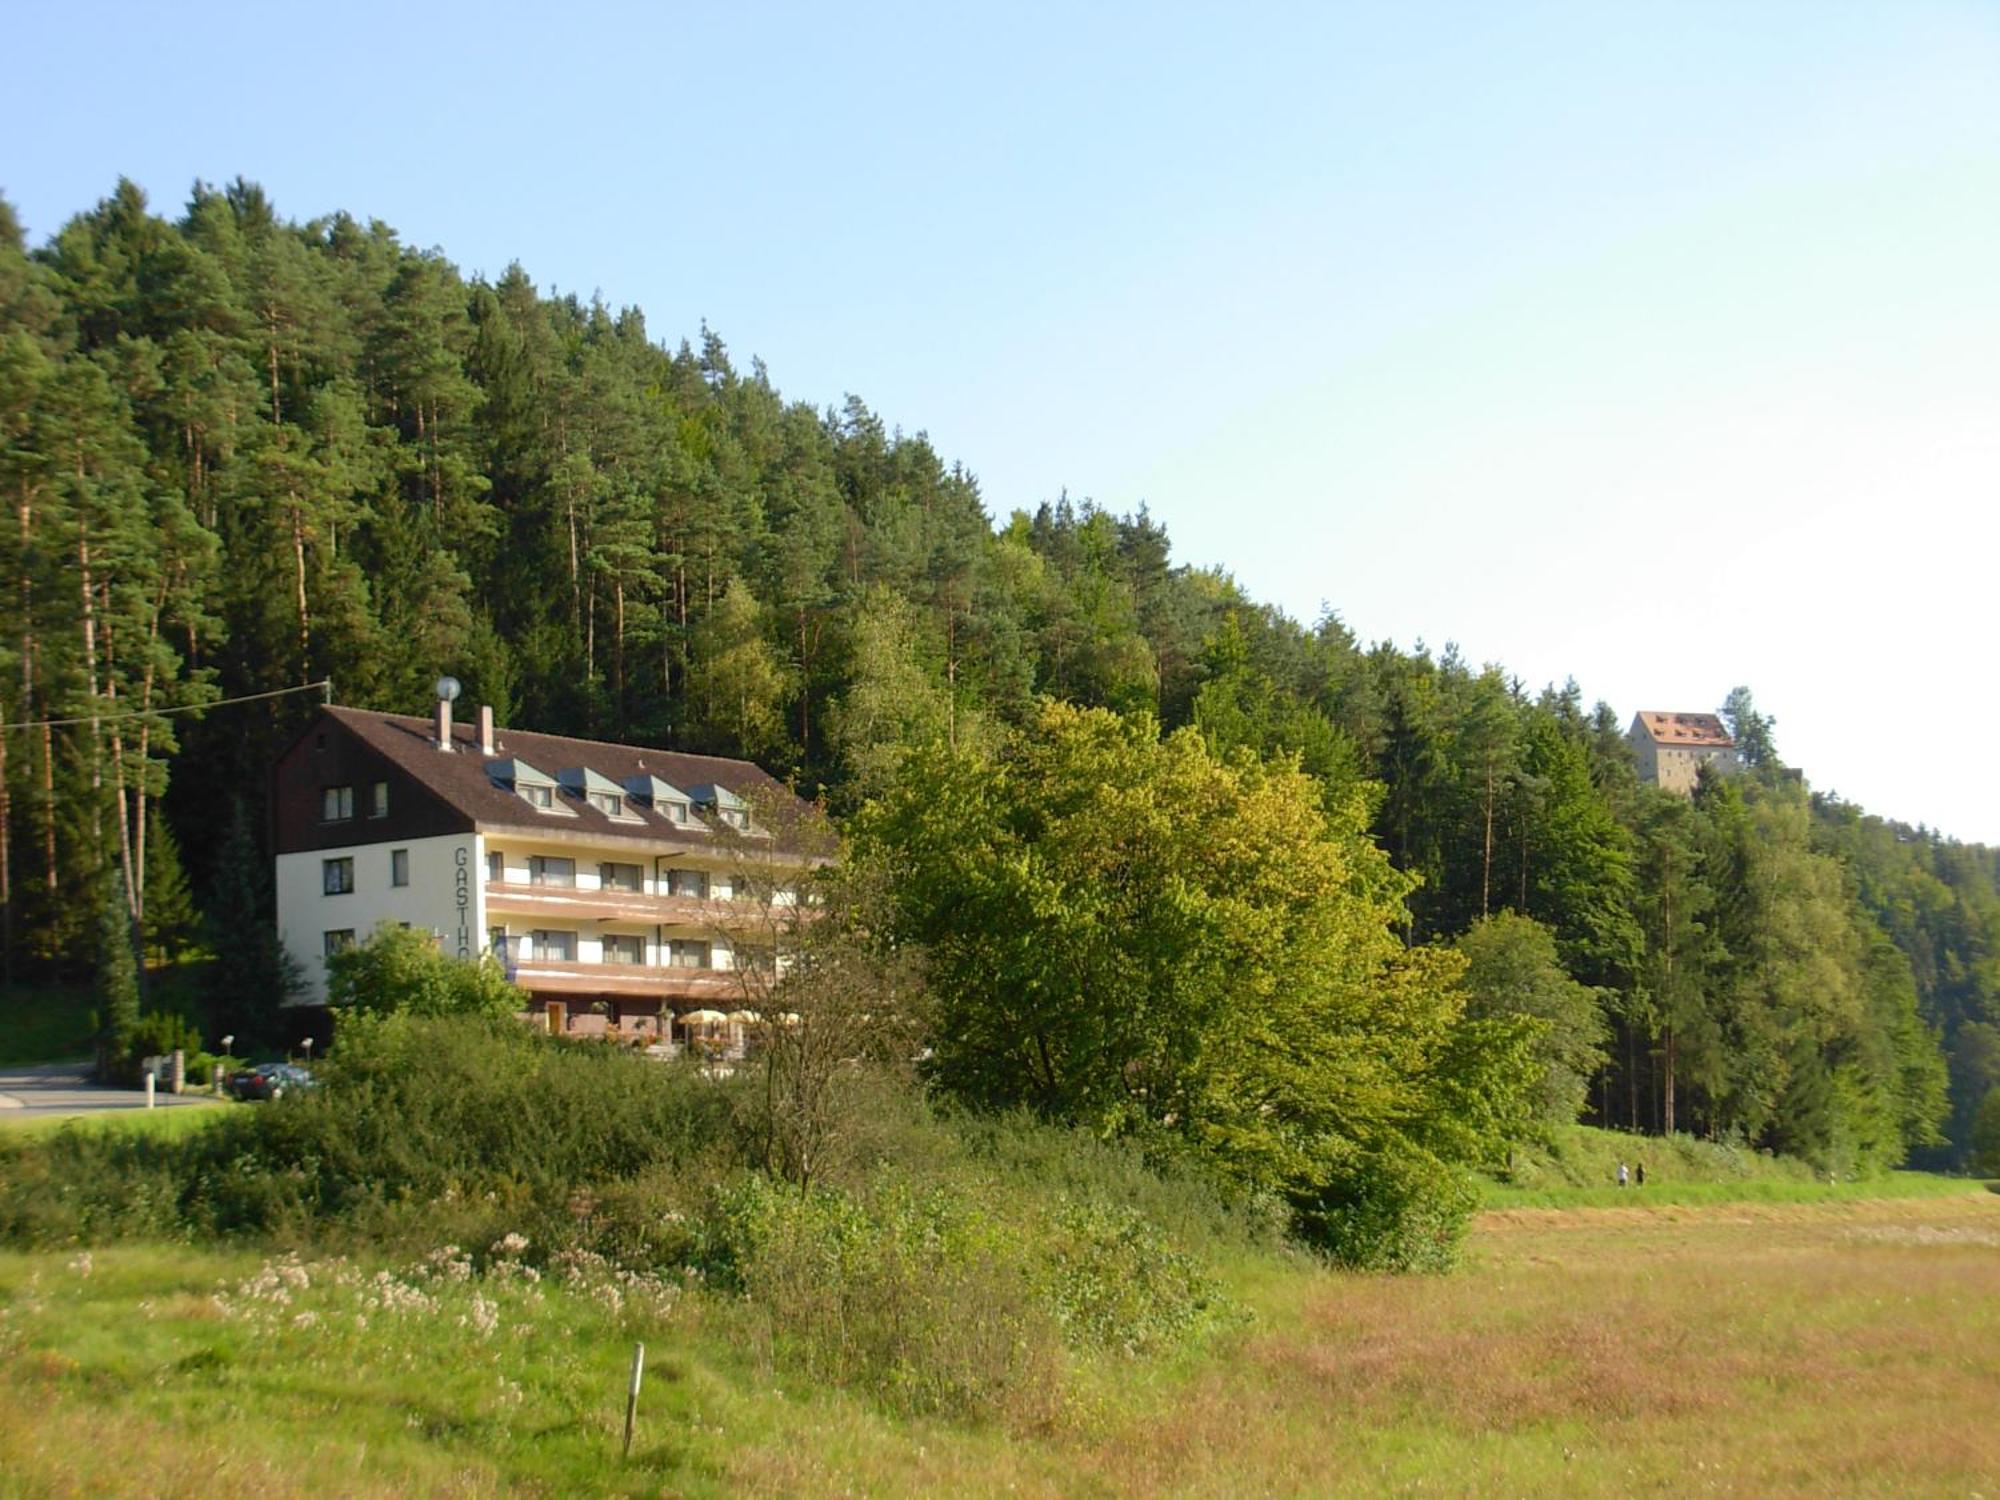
3, 178, 1995, 1166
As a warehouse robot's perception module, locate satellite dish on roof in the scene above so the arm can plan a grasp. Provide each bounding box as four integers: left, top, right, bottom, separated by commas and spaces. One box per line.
435, 675, 462, 702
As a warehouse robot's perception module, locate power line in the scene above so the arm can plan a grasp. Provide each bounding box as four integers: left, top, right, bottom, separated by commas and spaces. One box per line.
0, 679, 332, 733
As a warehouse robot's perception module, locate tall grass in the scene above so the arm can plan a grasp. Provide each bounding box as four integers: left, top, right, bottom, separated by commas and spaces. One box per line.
0, 1015, 1269, 1423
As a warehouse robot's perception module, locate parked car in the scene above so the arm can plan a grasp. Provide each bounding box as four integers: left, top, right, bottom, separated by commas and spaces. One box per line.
227, 1062, 316, 1101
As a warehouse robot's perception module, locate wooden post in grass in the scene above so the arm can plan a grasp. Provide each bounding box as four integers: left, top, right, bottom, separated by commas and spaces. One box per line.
622, 1341, 645, 1458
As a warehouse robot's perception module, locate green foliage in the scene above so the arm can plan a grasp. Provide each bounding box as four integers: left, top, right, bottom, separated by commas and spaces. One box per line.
127, 1008, 202, 1063
858, 701, 1535, 1268
141, 812, 199, 962
324, 922, 525, 1019
0, 1017, 739, 1244
1971, 1088, 2000, 1177
0, 176, 1981, 1183
92, 867, 139, 1081
200, 801, 299, 1049
1298, 1145, 1479, 1274
1455, 913, 1607, 1124
710, 1169, 1226, 1420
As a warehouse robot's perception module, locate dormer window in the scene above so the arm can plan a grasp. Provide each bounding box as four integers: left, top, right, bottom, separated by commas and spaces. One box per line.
559, 766, 641, 821
689, 783, 752, 833
322, 785, 354, 822
488, 757, 565, 814
623, 773, 696, 827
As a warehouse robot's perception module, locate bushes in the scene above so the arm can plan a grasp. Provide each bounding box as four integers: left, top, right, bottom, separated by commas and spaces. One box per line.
707, 1170, 1229, 1422
0, 1017, 745, 1246
0, 1016, 1261, 1423
326, 924, 525, 1019
1298, 1147, 1480, 1275
712, 1173, 1062, 1423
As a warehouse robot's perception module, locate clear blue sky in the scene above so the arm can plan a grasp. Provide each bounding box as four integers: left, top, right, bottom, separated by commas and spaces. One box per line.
11, 2, 2000, 839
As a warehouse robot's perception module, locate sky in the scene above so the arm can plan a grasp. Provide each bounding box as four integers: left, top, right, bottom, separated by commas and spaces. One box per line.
9, 2, 2000, 839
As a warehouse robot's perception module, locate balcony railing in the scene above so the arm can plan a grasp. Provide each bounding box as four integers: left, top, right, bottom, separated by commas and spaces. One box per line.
507, 955, 742, 1000
485, 881, 759, 928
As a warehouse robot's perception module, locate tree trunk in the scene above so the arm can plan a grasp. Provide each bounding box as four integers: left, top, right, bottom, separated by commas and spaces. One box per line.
1664, 1026, 1677, 1136
1481, 764, 1495, 917
612, 579, 626, 730
0, 686, 12, 982
77, 522, 106, 868
289, 496, 311, 683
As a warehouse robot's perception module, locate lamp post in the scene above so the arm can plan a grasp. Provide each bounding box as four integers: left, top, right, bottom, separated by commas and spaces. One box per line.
220, 1035, 235, 1095
301, 1037, 315, 1066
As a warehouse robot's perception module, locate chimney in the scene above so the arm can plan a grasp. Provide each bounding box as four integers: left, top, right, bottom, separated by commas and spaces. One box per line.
479, 704, 496, 757
433, 675, 462, 752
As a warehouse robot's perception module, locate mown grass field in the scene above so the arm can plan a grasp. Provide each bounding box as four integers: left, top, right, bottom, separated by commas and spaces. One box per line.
0, 1100, 231, 1141
3, 1184, 1996, 1497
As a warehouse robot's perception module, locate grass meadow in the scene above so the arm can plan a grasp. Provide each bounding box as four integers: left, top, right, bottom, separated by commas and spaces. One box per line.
3, 1185, 1996, 1497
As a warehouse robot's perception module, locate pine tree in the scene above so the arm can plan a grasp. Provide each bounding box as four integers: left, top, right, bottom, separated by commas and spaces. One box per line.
93, 863, 139, 1080
141, 809, 198, 961
201, 799, 298, 1047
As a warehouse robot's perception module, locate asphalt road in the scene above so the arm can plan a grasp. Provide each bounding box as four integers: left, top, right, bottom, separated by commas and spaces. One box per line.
0, 1063, 222, 1117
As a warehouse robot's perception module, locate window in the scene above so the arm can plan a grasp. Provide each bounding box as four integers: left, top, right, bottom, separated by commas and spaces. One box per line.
669, 938, 710, 969
587, 790, 624, 817
321, 785, 354, 822
529, 856, 575, 889
602, 933, 644, 965
488, 927, 509, 958
522, 783, 554, 809
370, 781, 389, 818
531, 929, 576, 962
662, 800, 689, 824
322, 857, 354, 895
599, 861, 643, 893
487, 851, 504, 883
390, 848, 409, 887
666, 868, 708, 899
720, 807, 748, 830
323, 929, 355, 957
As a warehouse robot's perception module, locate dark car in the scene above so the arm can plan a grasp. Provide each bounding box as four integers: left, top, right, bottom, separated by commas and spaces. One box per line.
227, 1062, 316, 1101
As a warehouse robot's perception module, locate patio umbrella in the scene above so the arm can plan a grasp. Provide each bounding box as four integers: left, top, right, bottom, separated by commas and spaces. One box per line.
679, 1009, 728, 1027
727, 1010, 762, 1024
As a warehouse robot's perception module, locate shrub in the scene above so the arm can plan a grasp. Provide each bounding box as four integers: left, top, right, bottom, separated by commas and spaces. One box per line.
1972, 1088, 2000, 1177
712, 1172, 1065, 1425
0, 1017, 745, 1246
1037, 1200, 1222, 1352
1298, 1146, 1479, 1274
326, 924, 525, 1019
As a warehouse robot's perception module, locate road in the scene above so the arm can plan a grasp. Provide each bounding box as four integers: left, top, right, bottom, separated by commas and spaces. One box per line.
0, 1063, 222, 1118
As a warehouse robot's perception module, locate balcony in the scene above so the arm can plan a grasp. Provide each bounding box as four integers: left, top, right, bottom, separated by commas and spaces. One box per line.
485, 881, 754, 929
508, 956, 743, 1001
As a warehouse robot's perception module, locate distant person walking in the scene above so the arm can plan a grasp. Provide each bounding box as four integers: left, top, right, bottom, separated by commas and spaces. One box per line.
1617, 1161, 1629, 1189
1635, 1162, 1646, 1188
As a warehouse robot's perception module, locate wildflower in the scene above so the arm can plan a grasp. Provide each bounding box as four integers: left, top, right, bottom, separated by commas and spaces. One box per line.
66, 1253, 92, 1279
466, 1294, 500, 1338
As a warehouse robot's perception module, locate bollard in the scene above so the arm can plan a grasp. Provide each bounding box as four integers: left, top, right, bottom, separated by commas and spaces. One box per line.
622, 1341, 645, 1458
144, 1072, 155, 1109
170, 1049, 185, 1096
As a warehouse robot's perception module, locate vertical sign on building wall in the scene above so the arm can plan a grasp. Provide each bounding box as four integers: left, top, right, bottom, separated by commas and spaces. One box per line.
453, 846, 472, 958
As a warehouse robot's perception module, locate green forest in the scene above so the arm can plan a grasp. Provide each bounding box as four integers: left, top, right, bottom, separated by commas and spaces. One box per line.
3, 177, 1997, 1172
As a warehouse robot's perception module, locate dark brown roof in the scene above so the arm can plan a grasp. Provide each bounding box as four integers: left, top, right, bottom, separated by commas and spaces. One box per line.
1631, 710, 1734, 748
318, 707, 816, 849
